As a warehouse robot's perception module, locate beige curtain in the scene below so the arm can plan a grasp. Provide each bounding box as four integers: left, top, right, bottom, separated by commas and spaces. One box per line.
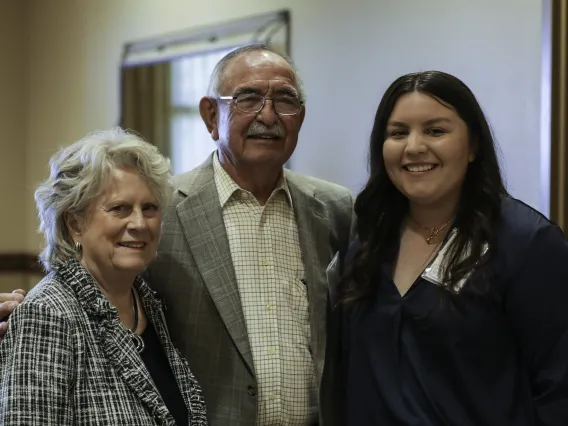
120, 62, 171, 158
550, 0, 568, 231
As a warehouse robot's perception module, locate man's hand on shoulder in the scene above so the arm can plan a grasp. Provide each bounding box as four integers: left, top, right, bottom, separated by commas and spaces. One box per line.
0, 290, 26, 337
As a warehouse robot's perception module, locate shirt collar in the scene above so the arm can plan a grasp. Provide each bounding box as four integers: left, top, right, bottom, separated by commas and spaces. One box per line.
212, 151, 292, 208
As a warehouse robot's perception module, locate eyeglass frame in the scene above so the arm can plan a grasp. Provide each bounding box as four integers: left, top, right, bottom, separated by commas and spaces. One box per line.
217, 93, 304, 116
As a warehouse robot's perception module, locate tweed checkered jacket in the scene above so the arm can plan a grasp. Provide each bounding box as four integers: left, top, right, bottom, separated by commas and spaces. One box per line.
145, 155, 356, 425
0, 259, 208, 425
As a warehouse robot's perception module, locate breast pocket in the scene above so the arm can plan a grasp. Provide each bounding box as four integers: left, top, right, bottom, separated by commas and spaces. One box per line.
285, 278, 310, 330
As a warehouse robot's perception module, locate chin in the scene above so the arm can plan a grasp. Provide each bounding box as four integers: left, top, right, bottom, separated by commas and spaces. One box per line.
244, 152, 287, 167
405, 192, 440, 205
115, 258, 151, 275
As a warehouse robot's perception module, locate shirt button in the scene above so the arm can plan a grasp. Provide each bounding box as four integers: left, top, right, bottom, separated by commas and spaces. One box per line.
261, 258, 270, 266
265, 304, 273, 311
247, 385, 257, 396
268, 347, 275, 355
270, 392, 276, 401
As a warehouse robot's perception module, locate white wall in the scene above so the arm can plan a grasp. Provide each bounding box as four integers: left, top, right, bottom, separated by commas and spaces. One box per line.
290, 0, 544, 209
23, 0, 544, 251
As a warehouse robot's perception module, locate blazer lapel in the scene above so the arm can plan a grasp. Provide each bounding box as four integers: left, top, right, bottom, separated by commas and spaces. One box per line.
98, 324, 174, 423
175, 158, 254, 375
287, 173, 331, 385
63, 261, 174, 424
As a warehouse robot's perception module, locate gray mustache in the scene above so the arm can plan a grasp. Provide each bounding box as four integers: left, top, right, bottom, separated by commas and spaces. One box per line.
246, 122, 285, 138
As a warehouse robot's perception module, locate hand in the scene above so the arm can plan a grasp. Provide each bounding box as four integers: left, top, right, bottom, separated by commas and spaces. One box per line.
0, 290, 26, 338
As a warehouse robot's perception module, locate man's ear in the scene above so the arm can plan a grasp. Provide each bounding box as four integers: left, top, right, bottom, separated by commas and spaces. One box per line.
199, 96, 220, 141
298, 104, 306, 129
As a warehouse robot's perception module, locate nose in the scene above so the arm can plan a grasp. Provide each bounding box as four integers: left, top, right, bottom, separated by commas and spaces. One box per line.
128, 209, 148, 230
256, 98, 279, 126
405, 131, 427, 155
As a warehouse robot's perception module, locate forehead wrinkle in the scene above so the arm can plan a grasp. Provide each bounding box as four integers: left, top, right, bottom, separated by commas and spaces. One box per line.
232, 80, 298, 98
239, 50, 290, 69
220, 52, 298, 95
233, 86, 264, 96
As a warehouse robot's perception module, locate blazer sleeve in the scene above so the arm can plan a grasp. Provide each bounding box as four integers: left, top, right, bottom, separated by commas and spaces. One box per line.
0, 302, 75, 425
504, 224, 568, 426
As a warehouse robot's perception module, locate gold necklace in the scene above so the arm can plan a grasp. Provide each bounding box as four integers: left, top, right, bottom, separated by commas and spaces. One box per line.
410, 216, 454, 245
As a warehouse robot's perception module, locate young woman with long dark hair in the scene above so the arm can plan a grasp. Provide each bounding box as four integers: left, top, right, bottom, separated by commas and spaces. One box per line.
323, 71, 568, 426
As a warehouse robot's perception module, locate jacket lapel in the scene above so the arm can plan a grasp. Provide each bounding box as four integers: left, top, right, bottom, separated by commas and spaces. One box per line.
175, 158, 254, 375
61, 260, 174, 424
98, 323, 174, 423
286, 173, 331, 385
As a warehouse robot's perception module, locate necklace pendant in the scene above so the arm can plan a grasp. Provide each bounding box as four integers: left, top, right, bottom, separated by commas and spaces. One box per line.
131, 333, 145, 353
426, 227, 441, 244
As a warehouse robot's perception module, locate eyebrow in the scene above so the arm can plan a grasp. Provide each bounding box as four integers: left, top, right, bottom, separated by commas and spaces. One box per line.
387, 117, 453, 127
233, 87, 263, 96
103, 196, 157, 205
233, 86, 299, 98
275, 87, 299, 98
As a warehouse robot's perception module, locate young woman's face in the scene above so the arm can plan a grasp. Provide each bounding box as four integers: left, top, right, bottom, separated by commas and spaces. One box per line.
383, 92, 475, 210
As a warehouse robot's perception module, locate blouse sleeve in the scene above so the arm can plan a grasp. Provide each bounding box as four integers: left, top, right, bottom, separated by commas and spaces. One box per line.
0, 303, 75, 425
504, 224, 568, 426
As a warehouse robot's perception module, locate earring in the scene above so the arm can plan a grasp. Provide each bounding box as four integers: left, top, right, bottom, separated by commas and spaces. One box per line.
75, 241, 82, 253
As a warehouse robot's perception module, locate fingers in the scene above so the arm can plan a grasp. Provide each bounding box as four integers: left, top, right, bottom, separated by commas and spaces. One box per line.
0, 300, 18, 339
0, 291, 24, 321
0, 292, 25, 304
0, 300, 19, 319
0, 291, 25, 340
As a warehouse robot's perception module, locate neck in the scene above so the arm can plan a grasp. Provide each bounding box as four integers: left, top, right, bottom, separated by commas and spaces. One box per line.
408, 200, 457, 231
80, 258, 136, 327
218, 151, 282, 205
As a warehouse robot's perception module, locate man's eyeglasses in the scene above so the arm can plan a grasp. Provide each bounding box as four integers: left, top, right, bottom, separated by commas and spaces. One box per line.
218, 93, 303, 116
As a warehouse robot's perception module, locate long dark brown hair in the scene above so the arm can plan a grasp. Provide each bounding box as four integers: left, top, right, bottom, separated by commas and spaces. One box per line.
340, 71, 507, 308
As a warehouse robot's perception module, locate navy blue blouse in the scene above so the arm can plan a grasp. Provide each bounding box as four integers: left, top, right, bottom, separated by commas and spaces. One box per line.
329, 197, 568, 426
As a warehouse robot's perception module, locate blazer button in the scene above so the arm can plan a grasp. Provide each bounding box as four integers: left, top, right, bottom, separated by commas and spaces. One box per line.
247, 385, 257, 396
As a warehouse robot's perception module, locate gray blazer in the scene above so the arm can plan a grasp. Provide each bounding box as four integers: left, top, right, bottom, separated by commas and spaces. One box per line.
145, 154, 355, 425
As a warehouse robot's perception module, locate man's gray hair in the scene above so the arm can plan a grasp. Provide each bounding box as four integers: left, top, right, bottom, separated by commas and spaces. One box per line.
207, 43, 306, 103
34, 127, 173, 272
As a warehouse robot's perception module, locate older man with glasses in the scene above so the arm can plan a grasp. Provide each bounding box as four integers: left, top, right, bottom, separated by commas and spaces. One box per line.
0, 44, 354, 426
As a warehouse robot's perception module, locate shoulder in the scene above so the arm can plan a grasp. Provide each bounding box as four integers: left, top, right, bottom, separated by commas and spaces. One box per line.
285, 170, 353, 203
498, 196, 558, 245
493, 197, 565, 277
23, 273, 81, 316
4, 276, 78, 348
171, 157, 214, 197
9, 272, 85, 338
172, 166, 205, 189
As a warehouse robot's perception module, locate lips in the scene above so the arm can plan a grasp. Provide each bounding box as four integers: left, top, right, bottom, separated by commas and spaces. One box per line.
403, 163, 438, 172
118, 242, 146, 248
247, 134, 280, 139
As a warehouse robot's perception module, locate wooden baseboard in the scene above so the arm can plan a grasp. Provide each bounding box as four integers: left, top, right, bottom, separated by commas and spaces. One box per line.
0, 253, 43, 274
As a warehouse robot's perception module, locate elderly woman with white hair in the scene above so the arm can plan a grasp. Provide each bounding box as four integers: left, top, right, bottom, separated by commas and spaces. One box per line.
0, 128, 207, 425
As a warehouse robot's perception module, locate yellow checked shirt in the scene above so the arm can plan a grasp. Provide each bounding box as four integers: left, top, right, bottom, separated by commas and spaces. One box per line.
213, 154, 317, 425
